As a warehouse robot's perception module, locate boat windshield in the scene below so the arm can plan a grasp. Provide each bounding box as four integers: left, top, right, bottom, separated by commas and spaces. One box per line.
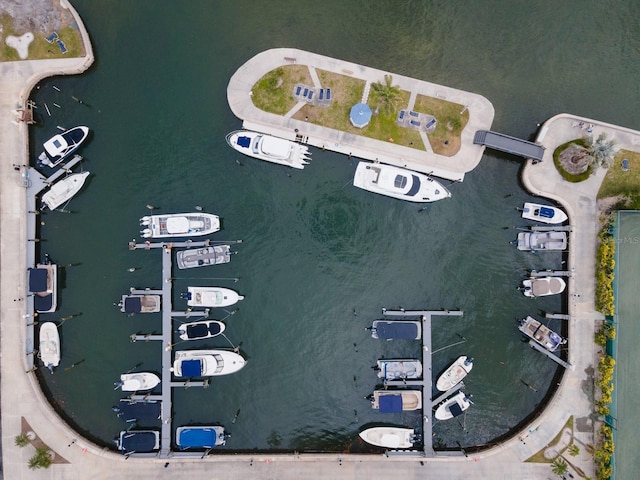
394, 175, 408, 189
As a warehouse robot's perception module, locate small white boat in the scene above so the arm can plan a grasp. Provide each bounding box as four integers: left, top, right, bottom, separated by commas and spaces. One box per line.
521, 202, 568, 224
28, 258, 57, 313
41, 171, 90, 210
358, 427, 415, 449
176, 245, 232, 269
139, 213, 220, 239
376, 359, 422, 381
436, 355, 473, 392
522, 276, 566, 297
434, 391, 472, 420
38, 126, 90, 168
176, 426, 228, 449
119, 293, 161, 314
226, 130, 311, 169
517, 230, 567, 251
117, 430, 160, 454
39, 322, 60, 373
173, 349, 246, 377
370, 320, 421, 340
371, 390, 422, 412
179, 320, 226, 341
186, 286, 244, 308
117, 372, 161, 391
353, 161, 451, 203
518, 316, 567, 352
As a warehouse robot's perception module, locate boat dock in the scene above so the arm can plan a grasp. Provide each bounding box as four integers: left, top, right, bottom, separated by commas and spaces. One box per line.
380, 308, 464, 457
530, 225, 572, 232
529, 269, 573, 278
528, 340, 573, 370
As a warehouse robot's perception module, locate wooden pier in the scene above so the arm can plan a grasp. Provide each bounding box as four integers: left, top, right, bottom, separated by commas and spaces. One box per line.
529, 269, 572, 278
528, 341, 573, 370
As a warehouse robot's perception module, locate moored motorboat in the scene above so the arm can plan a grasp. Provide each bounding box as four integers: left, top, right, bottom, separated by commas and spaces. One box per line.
226, 130, 311, 169
371, 390, 422, 412
139, 213, 220, 238
358, 426, 416, 449
521, 202, 568, 224
176, 426, 228, 449
518, 316, 566, 352
353, 161, 451, 203
369, 320, 421, 340
38, 126, 90, 168
176, 245, 233, 269
39, 322, 60, 373
376, 359, 422, 381
117, 430, 160, 454
119, 293, 161, 314
172, 349, 246, 377
41, 171, 90, 210
434, 391, 472, 420
522, 276, 566, 297
185, 286, 244, 308
516, 230, 567, 251
28, 257, 57, 313
179, 320, 226, 341
436, 355, 474, 392
116, 372, 161, 391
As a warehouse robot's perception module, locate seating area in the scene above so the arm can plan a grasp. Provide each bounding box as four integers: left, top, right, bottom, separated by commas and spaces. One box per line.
45, 32, 67, 54
397, 109, 437, 132
622, 158, 629, 171
292, 84, 332, 106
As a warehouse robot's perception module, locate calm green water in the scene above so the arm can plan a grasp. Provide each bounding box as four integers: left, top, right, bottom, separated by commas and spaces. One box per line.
29, 0, 638, 452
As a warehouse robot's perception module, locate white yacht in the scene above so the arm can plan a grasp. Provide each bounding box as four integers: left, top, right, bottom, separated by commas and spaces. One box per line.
521, 203, 568, 224
522, 276, 566, 297
39, 322, 60, 373
436, 356, 473, 392
185, 286, 244, 308
518, 316, 566, 352
434, 391, 472, 420
358, 427, 415, 449
139, 213, 220, 238
173, 350, 246, 377
226, 130, 311, 169
41, 171, 90, 210
517, 230, 567, 251
38, 126, 90, 168
117, 372, 161, 391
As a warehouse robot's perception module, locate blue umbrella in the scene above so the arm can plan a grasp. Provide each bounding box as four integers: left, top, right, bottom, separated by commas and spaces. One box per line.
350, 103, 372, 128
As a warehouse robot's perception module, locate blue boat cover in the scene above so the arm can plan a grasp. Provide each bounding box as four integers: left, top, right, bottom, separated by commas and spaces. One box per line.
28, 268, 48, 293
449, 402, 464, 418
237, 136, 251, 148
379, 395, 403, 413
375, 321, 418, 339
181, 359, 202, 377
119, 431, 158, 453
123, 297, 142, 314
539, 207, 555, 218
179, 428, 219, 449
34, 294, 54, 313
116, 400, 161, 426
186, 324, 208, 338
406, 175, 421, 197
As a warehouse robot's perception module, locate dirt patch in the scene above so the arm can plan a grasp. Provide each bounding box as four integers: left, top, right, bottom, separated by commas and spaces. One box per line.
21, 417, 69, 464
0, 0, 76, 37
597, 195, 629, 223
559, 145, 591, 175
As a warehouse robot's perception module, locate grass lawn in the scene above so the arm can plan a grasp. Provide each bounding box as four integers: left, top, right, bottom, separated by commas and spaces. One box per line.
598, 149, 640, 209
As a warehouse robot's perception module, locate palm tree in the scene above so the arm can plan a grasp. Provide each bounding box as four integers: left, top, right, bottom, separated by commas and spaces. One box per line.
28, 447, 53, 470
551, 457, 568, 477
586, 132, 618, 169
370, 74, 401, 115
568, 443, 580, 456
14, 433, 30, 448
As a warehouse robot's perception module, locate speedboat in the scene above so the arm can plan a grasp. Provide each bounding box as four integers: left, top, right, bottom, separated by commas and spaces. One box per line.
369, 320, 421, 340
116, 372, 161, 391
521, 203, 568, 224
173, 350, 246, 377
41, 171, 90, 210
376, 359, 422, 381
176, 245, 233, 269
139, 213, 220, 239
517, 230, 567, 251
119, 293, 161, 314
179, 320, 226, 341
226, 130, 311, 169
116, 430, 160, 454
353, 161, 451, 203
39, 322, 60, 373
28, 257, 57, 313
434, 391, 472, 420
518, 316, 566, 352
176, 426, 228, 449
358, 427, 415, 449
522, 276, 566, 297
38, 126, 90, 168
371, 390, 422, 412
185, 286, 244, 308
436, 355, 473, 392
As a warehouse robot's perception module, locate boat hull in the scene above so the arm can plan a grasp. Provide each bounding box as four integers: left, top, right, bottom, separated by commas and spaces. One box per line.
372, 390, 422, 412
29, 262, 57, 313
516, 231, 567, 251
186, 286, 243, 308
120, 294, 161, 313
42, 171, 90, 210
358, 427, 414, 448
371, 320, 421, 340
176, 245, 231, 269
436, 355, 473, 391
179, 320, 226, 341
226, 130, 311, 169
38, 126, 89, 168
176, 426, 226, 449
39, 322, 60, 370
521, 202, 568, 224
518, 316, 566, 352
522, 277, 566, 297
173, 349, 246, 377
434, 391, 471, 420
139, 213, 220, 238
119, 372, 161, 391
376, 359, 422, 380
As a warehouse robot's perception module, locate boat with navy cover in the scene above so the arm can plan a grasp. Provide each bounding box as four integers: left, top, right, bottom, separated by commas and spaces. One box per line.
176, 245, 233, 269
434, 391, 472, 420
516, 230, 567, 251
178, 320, 226, 341
353, 161, 451, 203
116, 430, 160, 454
139, 212, 220, 239
370, 320, 421, 340
116, 372, 161, 392
371, 390, 422, 412
38, 126, 90, 168
113, 399, 161, 427
376, 359, 422, 381
522, 276, 566, 297
176, 426, 228, 449
41, 171, 90, 210
358, 426, 416, 449
119, 293, 161, 314
226, 130, 311, 169
436, 355, 474, 392
173, 349, 246, 377
185, 286, 244, 308
39, 322, 60, 373
518, 316, 567, 352
521, 202, 568, 224
28, 257, 57, 313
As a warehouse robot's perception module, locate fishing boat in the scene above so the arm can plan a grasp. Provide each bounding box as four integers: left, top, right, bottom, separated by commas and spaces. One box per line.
518, 316, 567, 352
176, 426, 228, 449
521, 202, 568, 224
436, 356, 474, 392
358, 427, 416, 449
41, 171, 90, 210
522, 276, 566, 297
172, 350, 246, 377
516, 230, 567, 251
185, 286, 244, 308
28, 257, 57, 313
371, 390, 422, 412
116, 372, 161, 391
176, 245, 233, 269
39, 322, 60, 373
353, 161, 451, 203
369, 320, 421, 340
434, 391, 472, 420
376, 359, 423, 381
38, 126, 90, 168
139, 212, 220, 239
178, 320, 226, 341
226, 130, 311, 169
119, 293, 161, 314
117, 430, 160, 454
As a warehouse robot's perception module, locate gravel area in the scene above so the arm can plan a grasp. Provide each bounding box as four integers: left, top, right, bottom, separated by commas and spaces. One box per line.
0, 0, 76, 36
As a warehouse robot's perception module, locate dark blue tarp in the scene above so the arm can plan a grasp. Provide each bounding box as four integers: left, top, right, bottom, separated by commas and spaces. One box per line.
28, 268, 47, 292
34, 294, 54, 313
123, 297, 142, 313
406, 175, 421, 197
181, 359, 202, 377
118, 431, 158, 453
379, 395, 403, 413
186, 324, 208, 338
449, 402, 464, 418
374, 321, 419, 340
539, 207, 555, 218
238, 136, 251, 148
115, 400, 161, 426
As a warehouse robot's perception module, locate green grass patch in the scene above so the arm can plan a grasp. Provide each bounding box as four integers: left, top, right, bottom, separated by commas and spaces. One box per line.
413, 94, 469, 156
598, 148, 640, 209
251, 65, 311, 115
553, 138, 592, 182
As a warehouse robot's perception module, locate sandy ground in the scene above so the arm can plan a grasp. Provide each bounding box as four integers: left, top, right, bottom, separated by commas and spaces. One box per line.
0, 0, 76, 36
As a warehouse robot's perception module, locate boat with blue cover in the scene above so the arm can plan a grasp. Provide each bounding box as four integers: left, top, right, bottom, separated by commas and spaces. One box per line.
119, 292, 161, 314
434, 391, 472, 420
176, 426, 228, 449
38, 125, 89, 168
172, 349, 246, 377
116, 430, 160, 454
521, 202, 568, 224
369, 320, 421, 340
371, 390, 422, 412
28, 256, 57, 313
178, 320, 226, 341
